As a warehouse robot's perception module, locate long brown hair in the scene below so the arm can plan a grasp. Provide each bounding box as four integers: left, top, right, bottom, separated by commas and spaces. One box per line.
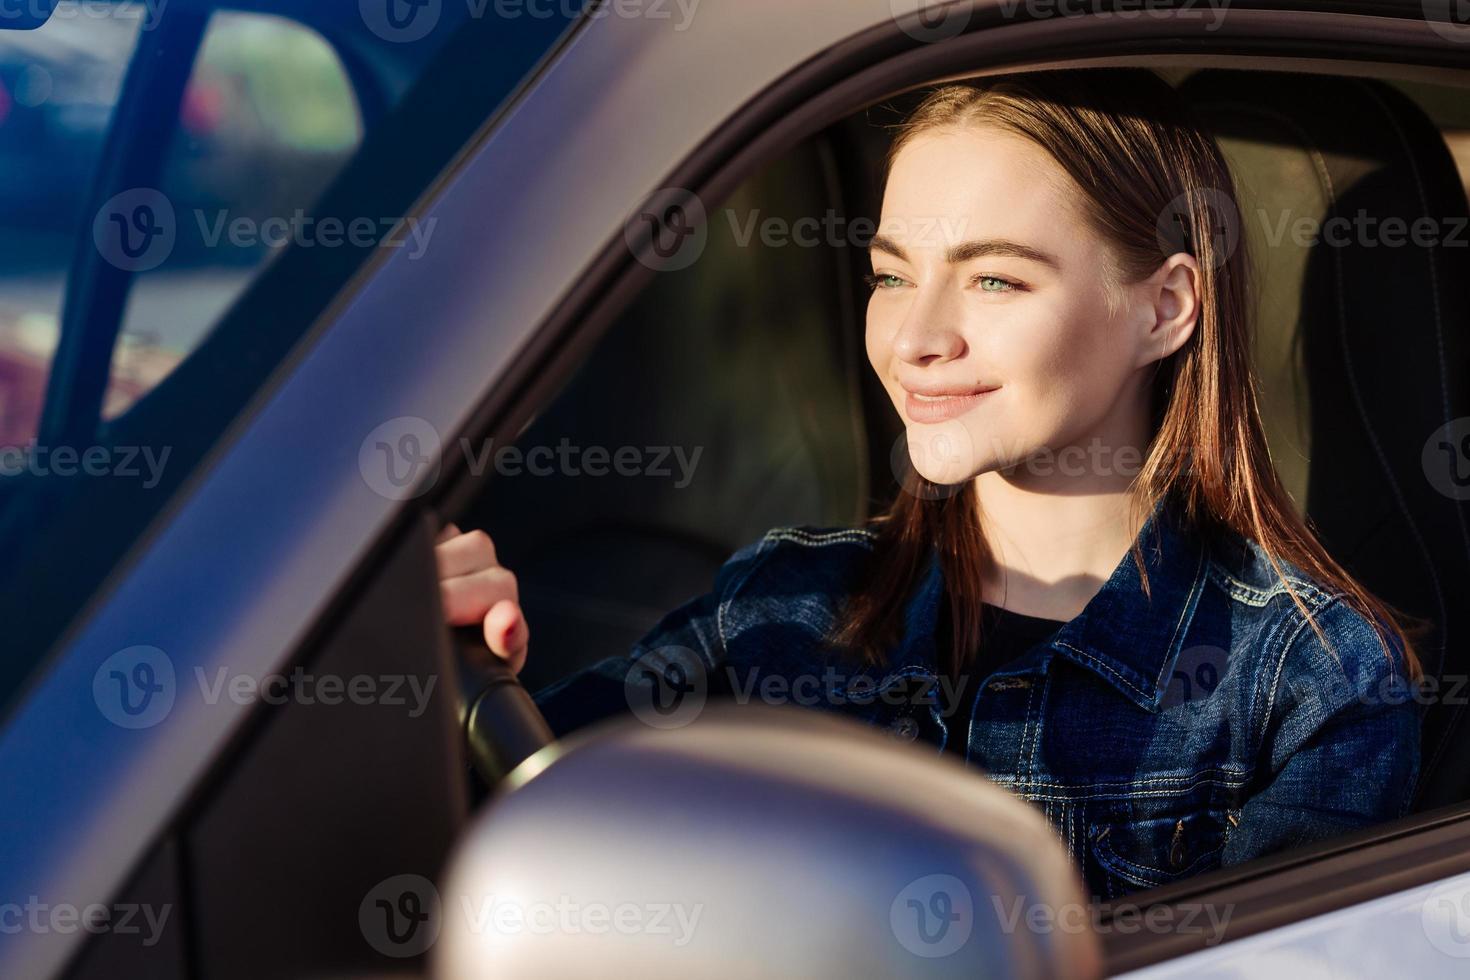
830, 68, 1427, 683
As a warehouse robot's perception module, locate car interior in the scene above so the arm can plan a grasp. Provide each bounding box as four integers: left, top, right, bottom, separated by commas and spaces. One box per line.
6, 5, 1470, 976
469, 67, 1470, 814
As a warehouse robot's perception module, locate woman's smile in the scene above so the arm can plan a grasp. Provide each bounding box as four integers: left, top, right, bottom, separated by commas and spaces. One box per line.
902, 384, 1001, 423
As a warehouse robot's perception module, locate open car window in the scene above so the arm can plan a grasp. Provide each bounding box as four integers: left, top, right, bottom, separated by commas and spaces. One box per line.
0, 1, 582, 717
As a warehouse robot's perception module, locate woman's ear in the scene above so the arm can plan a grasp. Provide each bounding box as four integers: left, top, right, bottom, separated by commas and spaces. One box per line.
1136, 252, 1200, 367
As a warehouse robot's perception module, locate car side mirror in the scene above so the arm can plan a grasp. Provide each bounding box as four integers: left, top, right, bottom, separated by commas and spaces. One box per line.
430, 703, 1102, 979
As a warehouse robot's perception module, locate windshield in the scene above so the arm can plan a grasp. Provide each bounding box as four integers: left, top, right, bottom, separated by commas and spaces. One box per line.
0, 0, 580, 713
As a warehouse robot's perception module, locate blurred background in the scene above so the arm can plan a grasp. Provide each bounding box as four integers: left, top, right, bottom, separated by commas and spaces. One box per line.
0, 4, 363, 447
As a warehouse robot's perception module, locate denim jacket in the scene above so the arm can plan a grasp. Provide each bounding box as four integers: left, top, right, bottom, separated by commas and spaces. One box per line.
533, 494, 1422, 901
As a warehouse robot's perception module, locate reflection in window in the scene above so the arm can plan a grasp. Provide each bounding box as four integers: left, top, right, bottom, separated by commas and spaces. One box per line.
0, 7, 364, 444
105, 12, 362, 419
0, 4, 142, 448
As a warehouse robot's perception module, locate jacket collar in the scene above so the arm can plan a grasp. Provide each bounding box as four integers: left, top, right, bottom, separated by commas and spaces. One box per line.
898, 493, 1211, 713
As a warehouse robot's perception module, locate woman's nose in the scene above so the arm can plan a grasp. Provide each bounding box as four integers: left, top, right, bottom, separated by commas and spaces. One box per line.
892, 290, 967, 364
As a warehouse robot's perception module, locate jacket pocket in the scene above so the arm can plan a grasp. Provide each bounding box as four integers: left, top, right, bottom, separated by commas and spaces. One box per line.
1088, 809, 1228, 899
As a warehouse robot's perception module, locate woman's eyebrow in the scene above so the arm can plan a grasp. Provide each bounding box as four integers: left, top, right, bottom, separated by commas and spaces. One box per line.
868, 233, 1061, 270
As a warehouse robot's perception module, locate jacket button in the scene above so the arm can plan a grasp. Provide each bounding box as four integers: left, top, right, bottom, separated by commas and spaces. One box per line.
889, 716, 919, 741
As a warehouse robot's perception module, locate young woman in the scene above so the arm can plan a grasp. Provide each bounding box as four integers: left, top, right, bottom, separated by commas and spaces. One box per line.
435, 68, 1425, 900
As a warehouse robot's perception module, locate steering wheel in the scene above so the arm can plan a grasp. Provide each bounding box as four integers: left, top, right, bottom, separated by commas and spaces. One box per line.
452, 624, 556, 787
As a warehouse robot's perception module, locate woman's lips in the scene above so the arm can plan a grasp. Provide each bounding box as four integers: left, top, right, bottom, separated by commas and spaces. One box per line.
903, 387, 999, 423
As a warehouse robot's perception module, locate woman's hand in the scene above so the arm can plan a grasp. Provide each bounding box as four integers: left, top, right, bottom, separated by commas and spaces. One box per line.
435, 523, 529, 675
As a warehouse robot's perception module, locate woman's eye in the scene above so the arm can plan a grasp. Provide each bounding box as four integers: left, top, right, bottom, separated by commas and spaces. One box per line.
975, 274, 1020, 292
863, 273, 907, 291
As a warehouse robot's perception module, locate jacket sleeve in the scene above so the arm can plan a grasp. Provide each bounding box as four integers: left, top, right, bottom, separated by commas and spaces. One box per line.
530, 532, 775, 739
1221, 598, 1421, 866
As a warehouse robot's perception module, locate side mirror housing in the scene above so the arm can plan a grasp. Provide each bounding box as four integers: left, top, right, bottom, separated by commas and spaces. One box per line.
431, 703, 1102, 978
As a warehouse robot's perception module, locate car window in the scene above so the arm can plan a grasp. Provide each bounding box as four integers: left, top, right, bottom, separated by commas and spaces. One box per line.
0, 7, 365, 441
0, 8, 141, 447
103, 12, 363, 420
0, 2, 583, 715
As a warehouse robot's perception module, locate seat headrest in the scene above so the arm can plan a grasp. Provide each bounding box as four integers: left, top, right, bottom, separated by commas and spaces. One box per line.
1180, 69, 1470, 810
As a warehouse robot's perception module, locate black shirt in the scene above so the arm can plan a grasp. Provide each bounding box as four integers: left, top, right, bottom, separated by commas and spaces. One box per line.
935, 598, 1068, 758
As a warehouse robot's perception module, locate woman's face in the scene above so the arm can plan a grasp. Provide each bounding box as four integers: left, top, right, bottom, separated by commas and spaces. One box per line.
866, 124, 1196, 489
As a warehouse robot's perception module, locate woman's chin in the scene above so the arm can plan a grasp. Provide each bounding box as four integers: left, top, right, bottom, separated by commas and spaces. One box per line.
903, 423, 979, 486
